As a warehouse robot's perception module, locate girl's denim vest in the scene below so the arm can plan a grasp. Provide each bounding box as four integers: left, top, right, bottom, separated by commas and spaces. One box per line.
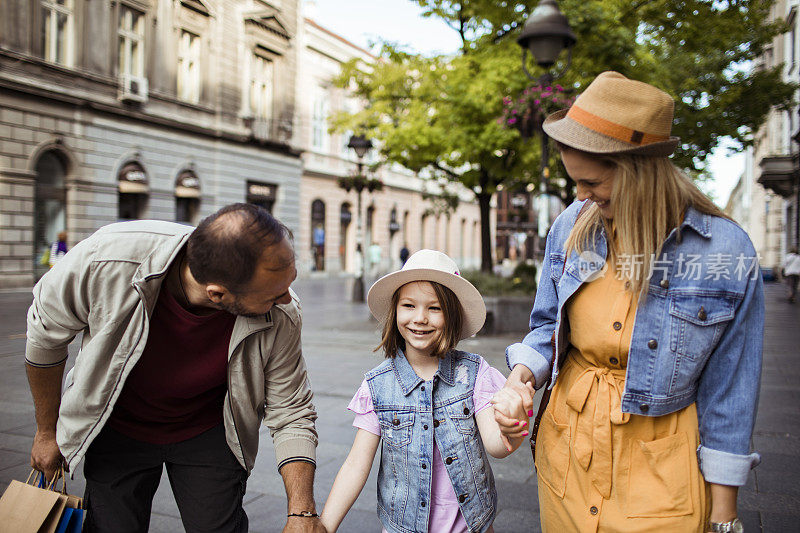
365, 350, 497, 533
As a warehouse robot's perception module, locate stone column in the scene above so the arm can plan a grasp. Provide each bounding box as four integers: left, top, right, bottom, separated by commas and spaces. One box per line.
0, 167, 36, 288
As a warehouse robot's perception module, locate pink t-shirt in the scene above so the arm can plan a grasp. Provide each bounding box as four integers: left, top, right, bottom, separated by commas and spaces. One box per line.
348, 357, 506, 533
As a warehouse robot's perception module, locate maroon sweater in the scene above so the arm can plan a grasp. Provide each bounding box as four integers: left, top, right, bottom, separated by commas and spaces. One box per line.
108, 285, 236, 444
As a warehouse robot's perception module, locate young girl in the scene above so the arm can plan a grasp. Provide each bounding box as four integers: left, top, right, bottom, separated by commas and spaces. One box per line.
321, 249, 528, 533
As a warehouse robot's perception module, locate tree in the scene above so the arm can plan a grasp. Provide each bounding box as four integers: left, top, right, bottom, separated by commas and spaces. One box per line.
332, 0, 794, 272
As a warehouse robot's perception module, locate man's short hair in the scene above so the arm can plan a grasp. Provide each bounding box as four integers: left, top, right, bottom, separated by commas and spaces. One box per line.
186, 203, 292, 294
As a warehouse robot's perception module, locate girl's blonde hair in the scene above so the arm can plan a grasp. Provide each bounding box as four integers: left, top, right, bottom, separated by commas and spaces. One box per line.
562, 148, 728, 295
376, 281, 463, 358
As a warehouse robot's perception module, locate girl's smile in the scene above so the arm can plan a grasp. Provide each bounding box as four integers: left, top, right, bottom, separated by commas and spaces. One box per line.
396, 281, 445, 359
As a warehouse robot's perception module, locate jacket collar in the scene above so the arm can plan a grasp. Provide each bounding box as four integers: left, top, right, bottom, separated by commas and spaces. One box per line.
680, 206, 712, 239
391, 350, 456, 395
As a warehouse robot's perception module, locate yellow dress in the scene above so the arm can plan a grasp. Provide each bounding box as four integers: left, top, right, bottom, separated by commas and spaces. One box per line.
535, 266, 710, 532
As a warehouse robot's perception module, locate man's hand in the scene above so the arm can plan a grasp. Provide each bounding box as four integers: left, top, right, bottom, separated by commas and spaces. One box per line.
282, 516, 327, 532
30, 429, 63, 484
26, 361, 66, 484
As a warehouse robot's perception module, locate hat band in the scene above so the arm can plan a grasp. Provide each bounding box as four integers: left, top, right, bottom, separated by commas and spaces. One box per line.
566, 105, 670, 146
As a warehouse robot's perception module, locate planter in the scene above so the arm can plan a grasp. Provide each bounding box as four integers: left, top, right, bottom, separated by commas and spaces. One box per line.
478, 293, 535, 335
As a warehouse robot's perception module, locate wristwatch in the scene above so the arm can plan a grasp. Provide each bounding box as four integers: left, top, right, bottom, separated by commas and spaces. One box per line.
710, 518, 743, 533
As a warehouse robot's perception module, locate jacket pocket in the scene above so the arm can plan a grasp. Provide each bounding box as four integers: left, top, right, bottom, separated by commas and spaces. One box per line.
535, 410, 571, 498
550, 252, 566, 282
626, 432, 693, 518
445, 399, 477, 436
378, 410, 414, 448
669, 292, 735, 360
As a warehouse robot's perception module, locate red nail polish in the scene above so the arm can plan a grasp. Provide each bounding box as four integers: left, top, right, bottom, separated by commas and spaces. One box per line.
522, 431, 529, 436
521, 421, 528, 427
514, 421, 519, 426
527, 410, 534, 417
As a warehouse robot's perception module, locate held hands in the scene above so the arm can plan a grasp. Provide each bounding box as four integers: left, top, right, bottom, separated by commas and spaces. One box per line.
491, 377, 536, 452
30, 429, 64, 484
283, 516, 327, 532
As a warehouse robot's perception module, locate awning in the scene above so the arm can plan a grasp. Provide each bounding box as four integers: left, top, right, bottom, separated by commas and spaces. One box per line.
118, 162, 149, 194
175, 171, 201, 198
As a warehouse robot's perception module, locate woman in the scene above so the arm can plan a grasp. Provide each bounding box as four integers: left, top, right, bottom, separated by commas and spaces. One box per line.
494, 72, 762, 532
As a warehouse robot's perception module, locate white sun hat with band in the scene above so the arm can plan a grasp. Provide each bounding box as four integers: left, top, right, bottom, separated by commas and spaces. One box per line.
543, 71, 679, 157
367, 249, 486, 340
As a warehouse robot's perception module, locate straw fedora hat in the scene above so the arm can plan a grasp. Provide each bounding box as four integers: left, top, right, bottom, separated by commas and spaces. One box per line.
543, 71, 679, 156
367, 249, 486, 340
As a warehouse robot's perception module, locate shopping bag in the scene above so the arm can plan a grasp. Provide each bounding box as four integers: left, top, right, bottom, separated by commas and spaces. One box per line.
0, 470, 67, 533
47, 469, 84, 533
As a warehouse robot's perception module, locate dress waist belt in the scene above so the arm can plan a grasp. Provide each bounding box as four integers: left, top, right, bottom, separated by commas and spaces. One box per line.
564, 349, 630, 499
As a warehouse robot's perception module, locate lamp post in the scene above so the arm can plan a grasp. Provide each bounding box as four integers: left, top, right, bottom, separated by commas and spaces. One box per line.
339, 134, 381, 302
517, 0, 576, 244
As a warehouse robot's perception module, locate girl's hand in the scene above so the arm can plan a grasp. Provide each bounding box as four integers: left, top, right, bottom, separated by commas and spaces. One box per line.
491, 380, 535, 449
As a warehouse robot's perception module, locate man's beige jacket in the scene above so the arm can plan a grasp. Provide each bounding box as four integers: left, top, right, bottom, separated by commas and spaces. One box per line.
25, 220, 318, 475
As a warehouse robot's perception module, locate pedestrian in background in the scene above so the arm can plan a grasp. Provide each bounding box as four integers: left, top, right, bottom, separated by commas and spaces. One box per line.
495, 71, 763, 533
321, 250, 525, 533
25, 204, 323, 532
399, 243, 410, 266
368, 241, 382, 277
783, 247, 800, 303
48, 231, 68, 268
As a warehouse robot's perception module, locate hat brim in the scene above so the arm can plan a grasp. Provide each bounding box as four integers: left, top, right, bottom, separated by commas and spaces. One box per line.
543, 109, 679, 157
367, 269, 486, 340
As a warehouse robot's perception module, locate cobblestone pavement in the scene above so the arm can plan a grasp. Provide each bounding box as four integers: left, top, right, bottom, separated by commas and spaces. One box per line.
1, 277, 798, 532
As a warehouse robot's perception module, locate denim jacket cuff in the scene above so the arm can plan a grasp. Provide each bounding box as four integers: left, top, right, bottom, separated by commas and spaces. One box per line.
505, 343, 551, 389
697, 445, 761, 486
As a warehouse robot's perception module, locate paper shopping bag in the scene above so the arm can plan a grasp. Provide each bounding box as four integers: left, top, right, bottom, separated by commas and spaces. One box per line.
48, 470, 84, 533
0, 471, 67, 533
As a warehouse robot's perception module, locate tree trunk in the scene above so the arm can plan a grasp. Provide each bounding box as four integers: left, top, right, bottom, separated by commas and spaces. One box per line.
478, 191, 493, 272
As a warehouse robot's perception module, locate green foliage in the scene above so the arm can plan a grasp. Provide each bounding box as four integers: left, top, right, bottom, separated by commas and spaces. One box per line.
331, 0, 795, 271
461, 269, 537, 296
512, 261, 538, 282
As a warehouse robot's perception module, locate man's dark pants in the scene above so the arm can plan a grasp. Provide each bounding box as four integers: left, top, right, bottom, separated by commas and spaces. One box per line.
82, 424, 248, 533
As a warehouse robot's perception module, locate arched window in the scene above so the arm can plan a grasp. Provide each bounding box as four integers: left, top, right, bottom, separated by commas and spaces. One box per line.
175, 170, 200, 224
366, 204, 375, 246
340, 202, 352, 271
311, 199, 326, 271
118, 161, 148, 220
34, 151, 67, 278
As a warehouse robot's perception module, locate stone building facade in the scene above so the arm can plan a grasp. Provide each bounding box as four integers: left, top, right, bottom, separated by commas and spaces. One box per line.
737, 0, 800, 271
0, 0, 303, 287
295, 17, 487, 276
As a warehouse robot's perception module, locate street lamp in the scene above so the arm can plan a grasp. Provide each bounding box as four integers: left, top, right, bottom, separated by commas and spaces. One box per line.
517, 0, 576, 243
339, 134, 382, 302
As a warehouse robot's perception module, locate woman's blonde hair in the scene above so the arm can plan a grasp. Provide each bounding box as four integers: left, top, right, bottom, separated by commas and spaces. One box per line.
376, 281, 463, 358
562, 147, 728, 295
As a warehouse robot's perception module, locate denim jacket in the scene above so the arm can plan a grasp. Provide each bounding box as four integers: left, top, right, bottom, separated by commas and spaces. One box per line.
366, 350, 497, 533
506, 200, 764, 486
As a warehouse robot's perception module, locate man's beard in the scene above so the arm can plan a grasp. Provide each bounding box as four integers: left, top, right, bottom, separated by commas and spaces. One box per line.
215, 298, 264, 319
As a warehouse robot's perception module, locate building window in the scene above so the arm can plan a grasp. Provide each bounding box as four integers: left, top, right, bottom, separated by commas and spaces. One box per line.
175, 170, 201, 224
34, 151, 68, 279
250, 54, 274, 120
118, 162, 149, 220
311, 199, 326, 271
340, 202, 352, 271
312, 88, 329, 151
177, 30, 201, 103
246, 181, 277, 213
118, 5, 145, 77
41, 0, 74, 66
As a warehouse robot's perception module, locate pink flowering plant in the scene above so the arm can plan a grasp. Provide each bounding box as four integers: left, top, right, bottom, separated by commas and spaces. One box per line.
499, 84, 575, 137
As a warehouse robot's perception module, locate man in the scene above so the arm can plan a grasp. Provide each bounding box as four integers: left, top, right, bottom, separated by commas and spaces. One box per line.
25, 203, 324, 532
